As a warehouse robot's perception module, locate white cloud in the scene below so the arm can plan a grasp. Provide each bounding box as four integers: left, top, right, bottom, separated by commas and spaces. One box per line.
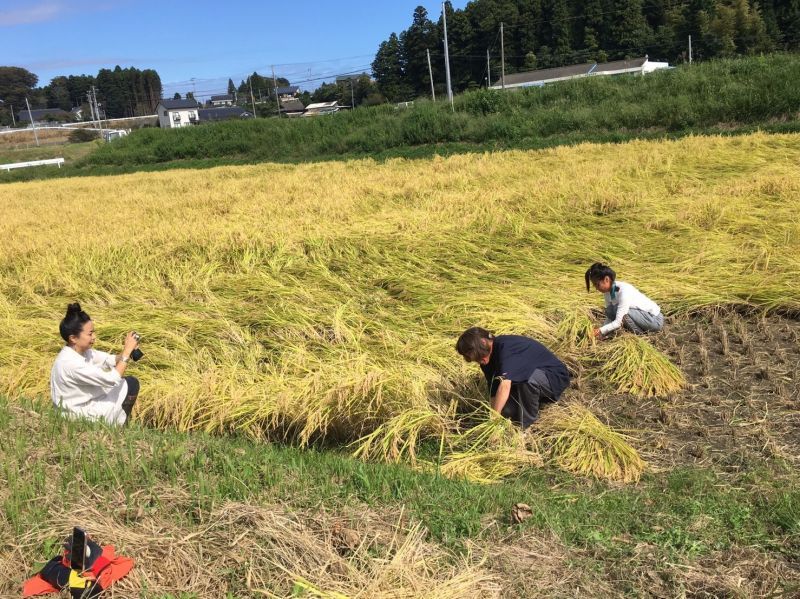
0, 2, 65, 26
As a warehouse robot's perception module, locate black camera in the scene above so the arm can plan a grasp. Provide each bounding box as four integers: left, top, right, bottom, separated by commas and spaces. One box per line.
131, 332, 144, 362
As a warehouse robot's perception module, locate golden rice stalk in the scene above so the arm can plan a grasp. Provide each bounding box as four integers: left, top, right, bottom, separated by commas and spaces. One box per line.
438, 449, 542, 484
451, 409, 525, 453
591, 335, 685, 397
351, 407, 448, 464
537, 404, 645, 483
556, 308, 597, 350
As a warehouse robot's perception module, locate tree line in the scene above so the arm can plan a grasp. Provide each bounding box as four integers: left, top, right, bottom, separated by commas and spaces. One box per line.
372, 0, 800, 101
0, 65, 162, 126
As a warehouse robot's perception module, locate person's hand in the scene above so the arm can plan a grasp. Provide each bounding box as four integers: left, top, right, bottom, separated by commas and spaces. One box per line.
593, 327, 602, 340
122, 331, 139, 356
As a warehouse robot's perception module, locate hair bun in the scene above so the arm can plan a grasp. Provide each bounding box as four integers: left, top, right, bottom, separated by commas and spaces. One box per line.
65, 302, 82, 316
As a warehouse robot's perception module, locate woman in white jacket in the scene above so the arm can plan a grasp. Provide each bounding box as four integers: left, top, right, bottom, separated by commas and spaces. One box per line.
50, 303, 141, 425
585, 262, 664, 340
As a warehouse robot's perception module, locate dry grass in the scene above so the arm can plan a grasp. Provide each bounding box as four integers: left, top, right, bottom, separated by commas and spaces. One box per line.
1, 132, 799, 482
1, 497, 499, 598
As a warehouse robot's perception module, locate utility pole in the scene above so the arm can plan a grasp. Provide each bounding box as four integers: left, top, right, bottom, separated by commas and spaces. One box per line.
426, 49, 436, 102
10, 103, 15, 127
500, 22, 506, 90
350, 78, 355, 109
25, 97, 40, 146
688, 35, 693, 64
248, 76, 257, 117
487, 50, 491, 88
442, 2, 454, 111
92, 86, 103, 138
271, 66, 281, 117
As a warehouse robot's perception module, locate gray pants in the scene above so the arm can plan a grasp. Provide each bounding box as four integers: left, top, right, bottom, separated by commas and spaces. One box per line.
605, 305, 664, 335
501, 369, 558, 430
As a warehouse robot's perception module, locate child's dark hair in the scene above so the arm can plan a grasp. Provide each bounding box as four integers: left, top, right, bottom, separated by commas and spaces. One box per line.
585, 262, 616, 292
456, 327, 494, 362
59, 303, 91, 343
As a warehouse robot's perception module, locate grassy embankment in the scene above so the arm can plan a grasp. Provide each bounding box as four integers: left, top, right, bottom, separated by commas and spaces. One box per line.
1, 54, 799, 184
1, 396, 797, 596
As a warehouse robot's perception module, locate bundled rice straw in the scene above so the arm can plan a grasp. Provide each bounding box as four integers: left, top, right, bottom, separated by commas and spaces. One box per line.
591, 336, 685, 397
537, 404, 645, 483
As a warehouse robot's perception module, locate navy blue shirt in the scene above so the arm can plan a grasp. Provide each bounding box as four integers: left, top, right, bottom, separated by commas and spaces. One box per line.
480, 335, 570, 398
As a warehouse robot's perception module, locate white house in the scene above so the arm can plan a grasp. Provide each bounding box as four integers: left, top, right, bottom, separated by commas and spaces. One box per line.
156, 98, 200, 128
490, 57, 671, 90
303, 101, 339, 117
209, 94, 234, 107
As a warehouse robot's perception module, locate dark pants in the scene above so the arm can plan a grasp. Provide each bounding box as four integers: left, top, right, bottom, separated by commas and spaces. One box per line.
500, 369, 559, 430
122, 376, 139, 418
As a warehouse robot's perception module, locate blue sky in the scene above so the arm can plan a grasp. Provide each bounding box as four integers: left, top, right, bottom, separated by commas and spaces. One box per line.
1, 1, 468, 99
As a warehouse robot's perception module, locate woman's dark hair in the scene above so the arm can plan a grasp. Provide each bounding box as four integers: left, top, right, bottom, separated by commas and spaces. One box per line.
456, 327, 494, 362
585, 262, 616, 292
59, 302, 91, 343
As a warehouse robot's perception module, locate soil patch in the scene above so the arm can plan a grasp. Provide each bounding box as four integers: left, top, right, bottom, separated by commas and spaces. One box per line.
583, 310, 800, 473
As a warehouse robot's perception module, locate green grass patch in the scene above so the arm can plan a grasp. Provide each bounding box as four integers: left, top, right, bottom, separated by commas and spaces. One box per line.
2, 397, 797, 560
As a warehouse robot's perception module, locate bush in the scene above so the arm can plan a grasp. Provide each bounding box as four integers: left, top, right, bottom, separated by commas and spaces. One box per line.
68, 128, 99, 143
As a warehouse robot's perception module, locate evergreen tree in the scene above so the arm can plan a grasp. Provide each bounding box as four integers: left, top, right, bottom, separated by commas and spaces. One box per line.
227, 78, 236, 96
610, 0, 653, 56
399, 6, 439, 96
545, 0, 573, 65
45, 76, 72, 111
372, 33, 412, 101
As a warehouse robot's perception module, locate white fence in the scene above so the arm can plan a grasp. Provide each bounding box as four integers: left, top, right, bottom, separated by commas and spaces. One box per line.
0, 158, 65, 171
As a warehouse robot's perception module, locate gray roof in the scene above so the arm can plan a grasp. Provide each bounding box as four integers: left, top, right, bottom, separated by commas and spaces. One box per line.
159, 98, 200, 109
336, 73, 369, 82
16, 108, 70, 122
492, 57, 650, 87
280, 98, 305, 112
210, 94, 233, 101
198, 107, 252, 121
276, 86, 299, 96
593, 57, 648, 73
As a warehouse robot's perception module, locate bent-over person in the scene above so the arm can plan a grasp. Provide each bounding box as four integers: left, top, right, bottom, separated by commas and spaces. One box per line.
456, 327, 570, 429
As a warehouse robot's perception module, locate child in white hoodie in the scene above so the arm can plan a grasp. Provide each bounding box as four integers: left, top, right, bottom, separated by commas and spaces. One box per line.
585, 262, 664, 340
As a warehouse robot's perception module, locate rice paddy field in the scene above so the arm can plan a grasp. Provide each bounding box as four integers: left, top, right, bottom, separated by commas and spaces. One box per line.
1, 132, 799, 596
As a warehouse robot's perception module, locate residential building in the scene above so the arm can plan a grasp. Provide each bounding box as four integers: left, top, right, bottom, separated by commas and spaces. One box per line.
276, 86, 300, 98
279, 97, 305, 117
303, 101, 339, 117
490, 57, 670, 90
16, 108, 70, 123
156, 98, 200, 128
197, 107, 253, 122
209, 94, 234, 107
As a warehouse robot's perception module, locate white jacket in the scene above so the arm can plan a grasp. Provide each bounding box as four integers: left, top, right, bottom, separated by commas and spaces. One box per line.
50, 346, 129, 425
600, 280, 661, 335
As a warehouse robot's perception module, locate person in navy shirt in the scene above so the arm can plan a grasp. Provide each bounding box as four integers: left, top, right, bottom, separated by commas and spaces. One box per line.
456, 327, 570, 429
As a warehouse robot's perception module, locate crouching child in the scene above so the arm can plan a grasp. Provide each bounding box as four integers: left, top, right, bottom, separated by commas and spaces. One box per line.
585, 262, 664, 340
456, 327, 570, 429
